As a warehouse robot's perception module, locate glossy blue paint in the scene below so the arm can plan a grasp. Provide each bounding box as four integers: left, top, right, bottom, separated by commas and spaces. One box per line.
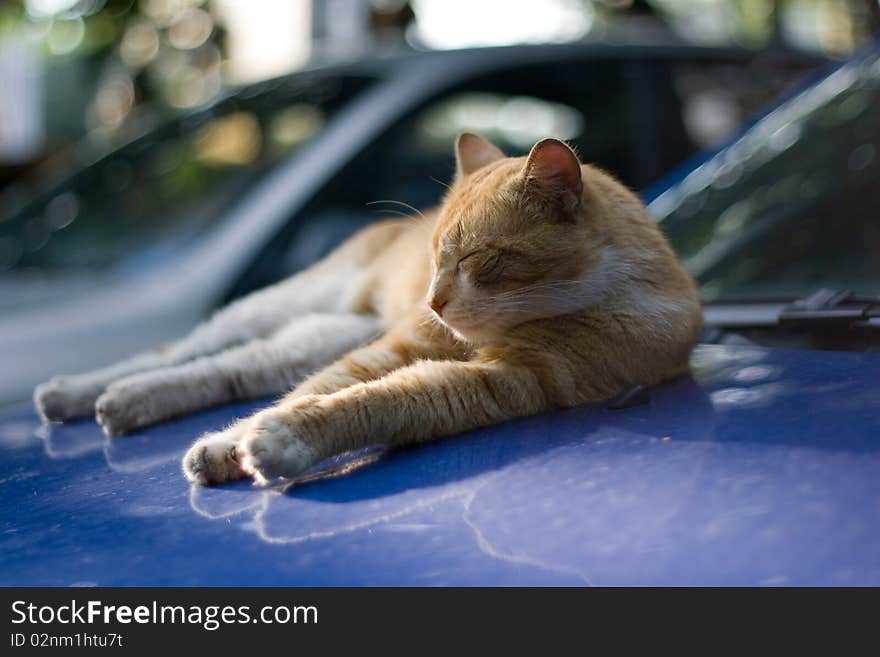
2, 344, 879, 586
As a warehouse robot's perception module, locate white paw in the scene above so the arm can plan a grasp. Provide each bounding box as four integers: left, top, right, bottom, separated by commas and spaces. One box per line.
183, 427, 249, 486
94, 387, 147, 436
34, 376, 102, 423
239, 411, 319, 484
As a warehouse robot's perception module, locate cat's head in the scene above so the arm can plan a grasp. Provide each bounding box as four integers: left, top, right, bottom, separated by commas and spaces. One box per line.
427, 133, 611, 342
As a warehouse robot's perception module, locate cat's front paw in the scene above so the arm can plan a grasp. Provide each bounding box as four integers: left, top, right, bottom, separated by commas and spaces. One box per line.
239, 411, 320, 484
183, 429, 248, 485
34, 376, 101, 423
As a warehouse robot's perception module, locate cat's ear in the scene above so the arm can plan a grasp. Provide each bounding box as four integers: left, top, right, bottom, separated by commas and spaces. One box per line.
522, 138, 583, 213
455, 133, 505, 178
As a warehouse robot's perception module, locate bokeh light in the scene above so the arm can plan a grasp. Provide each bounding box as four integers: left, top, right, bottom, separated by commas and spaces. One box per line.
411, 0, 592, 49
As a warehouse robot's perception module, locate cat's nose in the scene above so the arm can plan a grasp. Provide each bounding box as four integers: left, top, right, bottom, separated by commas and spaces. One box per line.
429, 297, 448, 317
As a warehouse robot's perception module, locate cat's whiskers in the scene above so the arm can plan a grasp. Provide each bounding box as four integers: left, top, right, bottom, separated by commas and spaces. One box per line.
489, 279, 588, 298
370, 208, 416, 221
429, 176, 451, 191
366, 200, 430, 224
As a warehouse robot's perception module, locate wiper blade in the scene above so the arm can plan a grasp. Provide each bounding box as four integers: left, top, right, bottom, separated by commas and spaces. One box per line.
702, 289, 880, 330
779, 289, 880, 327
702, 290, 880, 352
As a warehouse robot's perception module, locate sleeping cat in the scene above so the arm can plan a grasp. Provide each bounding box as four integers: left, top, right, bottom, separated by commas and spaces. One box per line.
34, 133, 702, 485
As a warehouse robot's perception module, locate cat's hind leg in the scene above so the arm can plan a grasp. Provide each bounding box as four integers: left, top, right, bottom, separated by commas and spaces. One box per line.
97, 313, 381, 437
34, 244, 364, 423
33, 297, 292, 425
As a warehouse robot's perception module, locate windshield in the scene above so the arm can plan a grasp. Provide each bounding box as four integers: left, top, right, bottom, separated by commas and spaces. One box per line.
653, 49, 880, 303
0, 72, 375, 312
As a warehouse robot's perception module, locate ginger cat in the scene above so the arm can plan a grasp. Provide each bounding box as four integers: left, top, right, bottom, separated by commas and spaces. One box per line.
34, 134, 702, 485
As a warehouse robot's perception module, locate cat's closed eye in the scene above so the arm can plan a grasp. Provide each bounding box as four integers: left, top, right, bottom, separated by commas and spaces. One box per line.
454, 249, 507, 286
455, 250, 481, 271
472, 251, 506, 285
468, 248, 546, 288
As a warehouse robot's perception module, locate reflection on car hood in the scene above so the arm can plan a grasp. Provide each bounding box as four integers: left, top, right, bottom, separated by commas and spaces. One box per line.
1, 344, 879, 586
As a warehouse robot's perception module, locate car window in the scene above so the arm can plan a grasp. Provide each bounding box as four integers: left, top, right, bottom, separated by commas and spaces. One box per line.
345, 57, 694, 207
231, 52, 817, 296
654, 51, 880, 301
332, 53, 817, 204
0, 72, 375, 312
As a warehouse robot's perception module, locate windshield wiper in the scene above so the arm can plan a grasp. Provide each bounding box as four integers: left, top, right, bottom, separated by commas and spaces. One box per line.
703, 289, 880, 328
701, 289, 880, 352
779, 289, 880, 328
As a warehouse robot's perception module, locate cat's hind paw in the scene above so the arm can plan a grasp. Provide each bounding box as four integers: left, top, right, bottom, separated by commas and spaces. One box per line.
94, 388, 145, 436
183, 430, 249, 486
34, 376, 102, 423
239, 411, 319, 484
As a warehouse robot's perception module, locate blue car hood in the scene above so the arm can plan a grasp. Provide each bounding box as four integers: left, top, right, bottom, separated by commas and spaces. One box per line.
1, 343, 879, 586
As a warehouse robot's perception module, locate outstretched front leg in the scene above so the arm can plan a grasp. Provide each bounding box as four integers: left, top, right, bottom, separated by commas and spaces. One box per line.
183, 315, 467, 484
238, 357, 547, 484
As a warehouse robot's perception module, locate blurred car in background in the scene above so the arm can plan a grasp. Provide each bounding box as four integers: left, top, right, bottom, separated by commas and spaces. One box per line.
0, 43, 822, 405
